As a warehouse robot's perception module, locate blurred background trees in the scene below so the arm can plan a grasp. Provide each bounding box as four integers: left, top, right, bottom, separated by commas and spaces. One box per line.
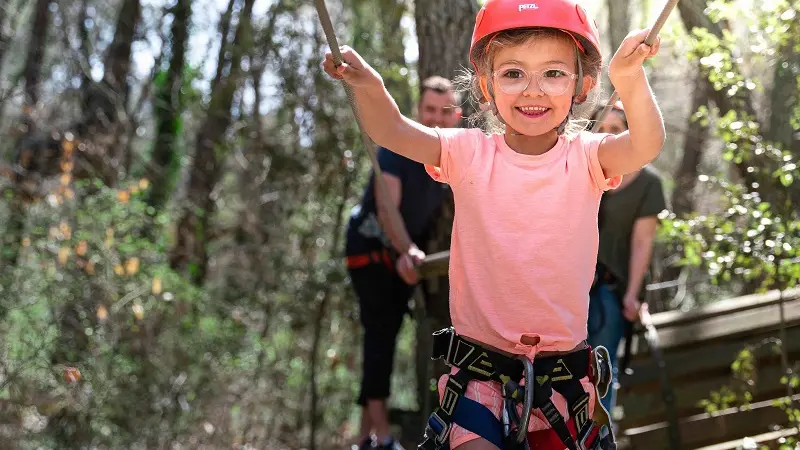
0, 0, 796, 448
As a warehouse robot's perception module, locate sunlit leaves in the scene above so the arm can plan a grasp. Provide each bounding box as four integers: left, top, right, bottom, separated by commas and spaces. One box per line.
152, 277, 162, 295
0, 174, 252, 447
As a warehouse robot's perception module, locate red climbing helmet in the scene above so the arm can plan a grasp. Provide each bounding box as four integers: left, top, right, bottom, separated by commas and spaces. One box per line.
469, 0, 602, 68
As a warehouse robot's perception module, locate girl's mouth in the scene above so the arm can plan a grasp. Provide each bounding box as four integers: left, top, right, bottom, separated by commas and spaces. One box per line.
516, 105, 550, 119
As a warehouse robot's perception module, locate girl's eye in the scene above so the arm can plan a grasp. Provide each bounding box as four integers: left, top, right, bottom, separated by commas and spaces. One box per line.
543, 69, 567, 78
501, 69, 525, 79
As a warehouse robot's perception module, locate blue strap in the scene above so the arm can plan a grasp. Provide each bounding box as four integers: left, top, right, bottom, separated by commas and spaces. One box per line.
450, 395, 506, 450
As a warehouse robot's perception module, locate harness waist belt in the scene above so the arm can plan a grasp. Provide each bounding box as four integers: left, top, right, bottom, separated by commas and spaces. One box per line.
431, 327, 592, 384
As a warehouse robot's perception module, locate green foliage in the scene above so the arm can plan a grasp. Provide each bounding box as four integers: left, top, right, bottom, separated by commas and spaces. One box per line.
0, 179, 250, 448
697, 339, 780, 413
665, 2, 800, 442
662, 0, 800, 293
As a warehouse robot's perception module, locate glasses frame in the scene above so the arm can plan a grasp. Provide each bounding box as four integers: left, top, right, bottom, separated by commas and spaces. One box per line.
492, 67, 579, 97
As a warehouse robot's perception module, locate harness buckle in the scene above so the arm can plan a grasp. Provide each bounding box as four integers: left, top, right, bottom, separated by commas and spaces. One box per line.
591, 346, 613, 399
445, 328, 456, 367
425, 411, 450, 445
431, 327, 457, 367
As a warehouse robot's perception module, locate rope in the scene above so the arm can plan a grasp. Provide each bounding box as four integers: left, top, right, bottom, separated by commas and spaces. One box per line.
313, 0, 413, 254
591, 0, 681, 132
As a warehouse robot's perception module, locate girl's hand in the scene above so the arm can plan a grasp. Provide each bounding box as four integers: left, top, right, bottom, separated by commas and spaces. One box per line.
322, 45, 383, 89
609, 28, 661, 84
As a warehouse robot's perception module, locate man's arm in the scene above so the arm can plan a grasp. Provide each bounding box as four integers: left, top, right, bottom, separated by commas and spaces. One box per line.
375, 173, 424, 285
375, 173, 413, 254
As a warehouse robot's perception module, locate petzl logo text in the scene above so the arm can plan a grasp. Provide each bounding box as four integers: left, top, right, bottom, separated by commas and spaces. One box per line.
519, 3, 539, 11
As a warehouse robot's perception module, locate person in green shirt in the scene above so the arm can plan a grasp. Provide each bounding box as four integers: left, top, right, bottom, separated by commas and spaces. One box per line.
588, 101, 668, 417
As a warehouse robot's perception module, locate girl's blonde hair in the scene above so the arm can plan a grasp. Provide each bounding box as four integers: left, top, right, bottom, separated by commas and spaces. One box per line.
456, 27, 603, 137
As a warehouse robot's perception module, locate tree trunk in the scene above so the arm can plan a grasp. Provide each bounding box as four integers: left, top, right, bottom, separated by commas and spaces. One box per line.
105, 0, 141, 107
170, 0, 255, 285
77, 0, 141, 184
767, 34, 799, 155
379, 0, 412, 114
21, 0, 50, 107
2, 0, 51, 272
0, 0, 18, 82
606, 0, 631, 52
82, 0, 141, 129
603, 0, 631, 95
212, 0, 238, 91
672, 64, 710, 216
148, 0, 192, 210
413, 0, 477, 428
414, 0, 478, 118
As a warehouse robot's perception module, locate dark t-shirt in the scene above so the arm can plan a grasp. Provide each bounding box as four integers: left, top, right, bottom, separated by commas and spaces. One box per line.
597, 166, 667, 289
345, 147, 447, 256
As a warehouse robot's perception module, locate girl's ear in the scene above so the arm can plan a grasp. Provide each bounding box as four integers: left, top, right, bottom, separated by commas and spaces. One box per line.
479, 75, 492, 103
576, 75, 595, 104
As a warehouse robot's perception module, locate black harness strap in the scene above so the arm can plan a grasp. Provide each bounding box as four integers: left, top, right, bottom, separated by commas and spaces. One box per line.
421, 329, 517, 449
527, 346, 593, 450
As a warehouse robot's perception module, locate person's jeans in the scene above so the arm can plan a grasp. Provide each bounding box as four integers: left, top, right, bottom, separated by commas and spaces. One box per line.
587, 282, 626, 415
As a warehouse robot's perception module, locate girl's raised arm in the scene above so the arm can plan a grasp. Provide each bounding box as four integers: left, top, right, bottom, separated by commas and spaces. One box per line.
323, 46, 443, 167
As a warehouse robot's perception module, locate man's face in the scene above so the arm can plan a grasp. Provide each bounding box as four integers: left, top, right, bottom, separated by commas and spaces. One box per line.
417, 89, 462, 128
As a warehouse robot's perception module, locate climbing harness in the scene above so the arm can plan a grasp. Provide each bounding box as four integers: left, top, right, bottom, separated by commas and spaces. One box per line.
419, 327, 616, 450
590, 0, 681, 132
313, 0, 415, 257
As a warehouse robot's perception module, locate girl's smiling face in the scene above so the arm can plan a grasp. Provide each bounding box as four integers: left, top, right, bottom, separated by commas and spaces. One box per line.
481, 33, 591, 138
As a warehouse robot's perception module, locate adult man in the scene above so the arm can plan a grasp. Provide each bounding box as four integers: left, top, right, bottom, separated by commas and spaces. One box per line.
345, 76, 462, 450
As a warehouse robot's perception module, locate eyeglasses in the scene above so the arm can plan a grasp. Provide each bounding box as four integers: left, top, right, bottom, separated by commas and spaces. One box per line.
492, 67, 578, 97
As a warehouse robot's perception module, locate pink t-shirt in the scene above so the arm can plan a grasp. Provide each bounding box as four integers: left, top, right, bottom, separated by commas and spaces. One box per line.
426, 128, 621, 358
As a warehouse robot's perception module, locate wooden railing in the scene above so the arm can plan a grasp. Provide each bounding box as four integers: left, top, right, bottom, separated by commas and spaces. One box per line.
617, 287, 800, 449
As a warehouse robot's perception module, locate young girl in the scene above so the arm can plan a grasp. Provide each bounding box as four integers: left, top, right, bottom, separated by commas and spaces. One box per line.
323, 0, 665, 449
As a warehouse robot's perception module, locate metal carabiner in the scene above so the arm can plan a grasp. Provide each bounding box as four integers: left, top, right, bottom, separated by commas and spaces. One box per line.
516, 355, 535, 444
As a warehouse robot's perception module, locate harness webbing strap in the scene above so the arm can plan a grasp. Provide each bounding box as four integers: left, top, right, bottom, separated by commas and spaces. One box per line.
451, 396, 506, 449
420, 355, 495, 450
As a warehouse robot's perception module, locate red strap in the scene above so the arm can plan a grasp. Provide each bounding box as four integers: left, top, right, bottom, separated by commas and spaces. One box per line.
527, 417, 600, 450
345, 254, 372, 269
345, 249, 394, 271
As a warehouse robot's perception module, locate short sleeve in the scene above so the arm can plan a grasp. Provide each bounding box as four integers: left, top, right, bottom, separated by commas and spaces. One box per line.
583, 132, 623, 192
424, 127, 483, 186
376, 146, 415, 182
636, 175, 668, 218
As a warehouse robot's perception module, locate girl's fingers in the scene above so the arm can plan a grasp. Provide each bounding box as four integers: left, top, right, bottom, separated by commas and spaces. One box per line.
650, 36, 661, 55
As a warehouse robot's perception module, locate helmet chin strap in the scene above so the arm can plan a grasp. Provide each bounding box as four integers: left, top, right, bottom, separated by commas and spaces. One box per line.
491, 44, 585, 137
